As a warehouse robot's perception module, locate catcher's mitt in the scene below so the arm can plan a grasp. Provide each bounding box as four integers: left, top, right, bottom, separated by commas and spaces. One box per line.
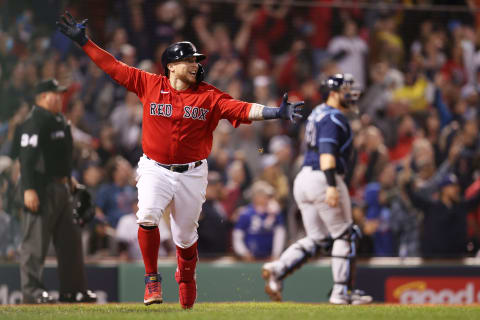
72, 184, 95, 227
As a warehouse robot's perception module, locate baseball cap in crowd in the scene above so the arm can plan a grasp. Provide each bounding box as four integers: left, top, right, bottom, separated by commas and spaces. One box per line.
35, 78, 67, 95
438, 174, 458, 189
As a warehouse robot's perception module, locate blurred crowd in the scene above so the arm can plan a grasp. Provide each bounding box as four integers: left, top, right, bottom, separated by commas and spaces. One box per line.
1, 0, 480, 261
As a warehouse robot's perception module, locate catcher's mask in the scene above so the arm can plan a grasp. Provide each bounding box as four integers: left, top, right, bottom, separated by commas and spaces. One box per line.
323, 73, 361, 109
72, 184, 95, 227
161, 41, 206, 83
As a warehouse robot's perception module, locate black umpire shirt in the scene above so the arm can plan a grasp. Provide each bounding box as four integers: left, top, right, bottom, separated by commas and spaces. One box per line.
13, 105, 73, 193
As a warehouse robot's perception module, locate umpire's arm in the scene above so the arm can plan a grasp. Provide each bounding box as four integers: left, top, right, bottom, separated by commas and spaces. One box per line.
18, 120, 42, 212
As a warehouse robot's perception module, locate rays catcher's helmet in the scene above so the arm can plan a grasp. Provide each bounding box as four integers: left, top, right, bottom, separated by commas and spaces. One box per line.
322, 73, 361, 108
161, 41, 206, 82
72, 184, 95, 227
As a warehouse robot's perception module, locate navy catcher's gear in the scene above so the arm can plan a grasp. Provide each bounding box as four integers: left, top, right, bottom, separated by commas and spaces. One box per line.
272, 236, 333, 280
324, 73, 354, 91
322, 73, 361, 107
72, 184, 95, 227
161, 41, 206, 82
331, 224, 362, 289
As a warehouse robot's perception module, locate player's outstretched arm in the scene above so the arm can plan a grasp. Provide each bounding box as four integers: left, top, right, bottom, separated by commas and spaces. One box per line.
248, 93, 303, 121
57, 11, 146, 95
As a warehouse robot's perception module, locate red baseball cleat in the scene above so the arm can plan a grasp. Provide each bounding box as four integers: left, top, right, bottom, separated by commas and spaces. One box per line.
144, 273, 163, 306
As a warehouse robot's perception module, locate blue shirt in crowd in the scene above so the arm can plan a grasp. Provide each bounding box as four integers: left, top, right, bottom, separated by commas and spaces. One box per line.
234, 204, 284, 259
364, 182, 395, 256
95, 183, 137, 228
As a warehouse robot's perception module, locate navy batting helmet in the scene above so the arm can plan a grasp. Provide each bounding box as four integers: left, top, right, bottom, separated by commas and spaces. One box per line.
161, 41, 206, 80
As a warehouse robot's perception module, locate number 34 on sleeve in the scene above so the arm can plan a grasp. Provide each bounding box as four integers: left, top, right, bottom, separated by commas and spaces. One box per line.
20, 134, 39, 147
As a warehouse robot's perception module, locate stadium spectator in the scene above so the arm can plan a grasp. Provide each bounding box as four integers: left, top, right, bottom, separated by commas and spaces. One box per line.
351, 125, 389, 189
363, 164, 397, 256
198, 171, 231, 257
222, 160, 249, 220
327, 19, 368, 89
95, 156, 136, 229
258, 154, 289, 209
109, 91, 142, 165
233, 181, 286, 260
405, 172, 480, 257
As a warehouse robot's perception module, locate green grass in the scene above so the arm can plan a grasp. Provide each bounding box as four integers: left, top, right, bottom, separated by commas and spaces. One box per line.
1, 302, 480, 320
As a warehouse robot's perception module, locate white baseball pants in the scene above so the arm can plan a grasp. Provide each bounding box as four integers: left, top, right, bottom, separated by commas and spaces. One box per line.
135, 155, 208, 248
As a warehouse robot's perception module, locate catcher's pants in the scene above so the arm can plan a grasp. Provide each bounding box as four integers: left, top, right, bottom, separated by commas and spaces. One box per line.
136, 155, 208, 248
289, 167, 353, 291
20, 181, 87, 303
293, 167, 352, 239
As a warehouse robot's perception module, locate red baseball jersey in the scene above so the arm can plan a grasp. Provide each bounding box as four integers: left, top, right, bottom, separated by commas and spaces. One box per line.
83, 40, 252, 164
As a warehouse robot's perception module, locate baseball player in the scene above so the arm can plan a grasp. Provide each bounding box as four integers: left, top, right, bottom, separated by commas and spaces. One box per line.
262, 74, 373, 304
57, 12, 302, 309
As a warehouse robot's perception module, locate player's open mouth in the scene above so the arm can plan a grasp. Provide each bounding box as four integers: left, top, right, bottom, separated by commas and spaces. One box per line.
190, 71, 197, 76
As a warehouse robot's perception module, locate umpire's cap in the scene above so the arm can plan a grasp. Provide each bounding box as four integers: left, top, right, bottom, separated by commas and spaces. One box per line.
161, 41, 206, 77
35, 78, 67, 95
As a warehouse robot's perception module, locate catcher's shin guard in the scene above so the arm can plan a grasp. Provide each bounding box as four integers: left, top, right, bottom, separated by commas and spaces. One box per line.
330, 225, 361, 290
276, 236, 332, 280
329, 224, 371, 304
262, 236, 332, 302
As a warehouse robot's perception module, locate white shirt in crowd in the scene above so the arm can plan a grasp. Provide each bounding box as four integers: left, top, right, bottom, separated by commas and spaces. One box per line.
328, 35, 368, 89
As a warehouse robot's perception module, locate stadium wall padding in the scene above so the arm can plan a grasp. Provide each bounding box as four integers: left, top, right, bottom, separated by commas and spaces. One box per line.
2, 262, 480, 304
118, 262, 333, 303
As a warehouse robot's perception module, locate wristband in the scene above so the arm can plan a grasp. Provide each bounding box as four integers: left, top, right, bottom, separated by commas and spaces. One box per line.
262, 106, 280, 120
323, 168, 337, 187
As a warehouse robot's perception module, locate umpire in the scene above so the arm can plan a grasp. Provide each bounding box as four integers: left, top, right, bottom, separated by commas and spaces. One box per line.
13, 79, 96, 303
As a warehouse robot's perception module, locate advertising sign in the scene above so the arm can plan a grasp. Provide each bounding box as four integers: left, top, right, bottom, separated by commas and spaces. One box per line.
386, 277, 480, 304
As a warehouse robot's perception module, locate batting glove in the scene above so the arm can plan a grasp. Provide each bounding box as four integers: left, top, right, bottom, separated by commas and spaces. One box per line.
278, 93, 304, 121
262, 93, 304, 121
56, 11, 88, 46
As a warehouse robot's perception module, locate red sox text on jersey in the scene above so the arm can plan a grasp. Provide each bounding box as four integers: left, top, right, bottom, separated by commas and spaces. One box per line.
149, 103, 209, 121
82, 40, 252, 165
